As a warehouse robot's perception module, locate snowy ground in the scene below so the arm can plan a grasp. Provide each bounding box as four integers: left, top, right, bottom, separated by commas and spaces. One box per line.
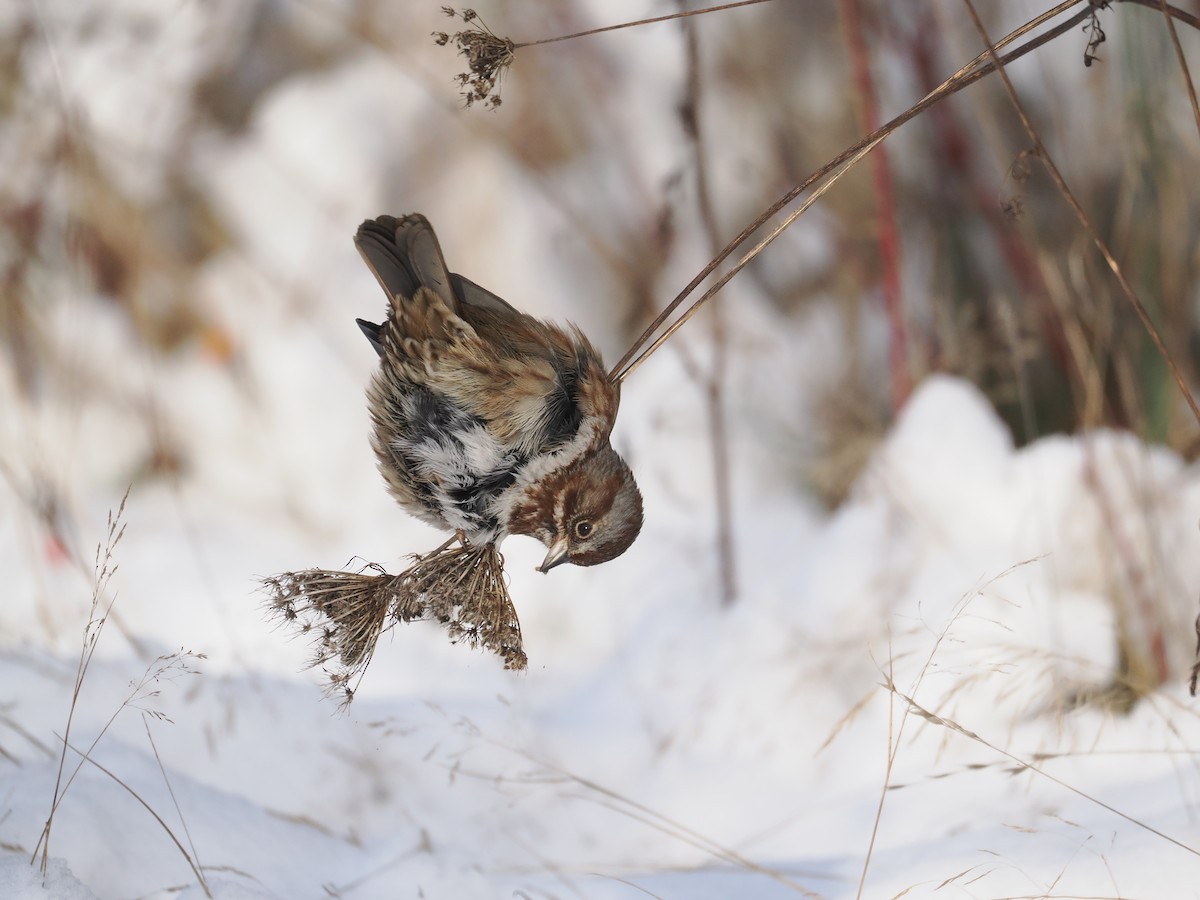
5, 371, 1200, 899
4, 1, 1200, 898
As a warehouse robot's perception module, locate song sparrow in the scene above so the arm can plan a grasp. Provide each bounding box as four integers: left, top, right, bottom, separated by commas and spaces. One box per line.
354, 213, 643, 571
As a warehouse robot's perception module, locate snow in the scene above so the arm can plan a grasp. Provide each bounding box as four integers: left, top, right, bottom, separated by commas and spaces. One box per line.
0, 856, 98, 900
5, 366, 1199, 898
4, 1, 1200, 898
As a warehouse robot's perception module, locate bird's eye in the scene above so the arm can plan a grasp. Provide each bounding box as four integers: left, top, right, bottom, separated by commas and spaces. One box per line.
574, 520, 593, 539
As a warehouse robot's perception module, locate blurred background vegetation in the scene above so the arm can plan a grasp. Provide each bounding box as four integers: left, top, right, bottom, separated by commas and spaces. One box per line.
2, 0, 1198, 518
4, 0, 1195, 513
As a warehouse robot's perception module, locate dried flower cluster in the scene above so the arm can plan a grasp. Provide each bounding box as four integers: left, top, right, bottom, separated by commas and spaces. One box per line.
264, 542, 526, 707
432, 7, 515, 108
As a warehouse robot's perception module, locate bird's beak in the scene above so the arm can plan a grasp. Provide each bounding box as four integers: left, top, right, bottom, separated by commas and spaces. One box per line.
537, 538, 570, 573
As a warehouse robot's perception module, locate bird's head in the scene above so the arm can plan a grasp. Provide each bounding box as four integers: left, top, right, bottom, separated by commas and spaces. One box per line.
508, 445, 642, 572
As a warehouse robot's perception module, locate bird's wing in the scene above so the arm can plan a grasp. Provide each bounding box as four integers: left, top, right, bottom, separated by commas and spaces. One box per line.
354, 214, 613, 456
436, 315, 593, 455
451, 273, 522, 319
445, 274, 600, 452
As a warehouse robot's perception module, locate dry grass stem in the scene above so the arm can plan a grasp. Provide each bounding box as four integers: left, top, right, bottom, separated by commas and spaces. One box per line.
440, 730, 824, 896
888, 683, 1200, 858
516, 0, 777, 48
609, 0, 1089, 382
142, 712, 208, 893
679, 6, 737, 606
57, 734, 212, 897
1153, 0, 1200, 139
959, 0, 1200, 428
857, 559, 1044, 897
34, 650, 206, 868
35, 488, 128, 873
609, 0, 1200, 384
265, 543, 526, 707
29, 491, 207, 891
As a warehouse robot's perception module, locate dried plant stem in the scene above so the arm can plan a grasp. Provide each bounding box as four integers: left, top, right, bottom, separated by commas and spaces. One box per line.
514, 0, 777, 49
33, 651, 203, 870
679, 6, 737, 607
29, 498, 204, 883
840, 0, 911, 410
612, 0, 1200, 385
959, 0, 1200, 427
1125, 0, 1200, 31
58, 735, 212, 896
912, 12, 1075, 395
888, 686, 1200, 858
856, 636, 896, 900
611, 0, 1094, 382
439, 0, 782, 105
454, 732, 823, 896
34, 489, 128, 873
1153, 0, 1200, 140
857, 558, 1044, 896
1081, 446, 1169, 688
142, 713, 208, 893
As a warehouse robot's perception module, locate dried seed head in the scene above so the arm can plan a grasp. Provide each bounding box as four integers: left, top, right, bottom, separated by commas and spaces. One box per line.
262, 542, 527, 709
395, 542, 526, 670
263, 567, 399, 698
431, 9, 516, 110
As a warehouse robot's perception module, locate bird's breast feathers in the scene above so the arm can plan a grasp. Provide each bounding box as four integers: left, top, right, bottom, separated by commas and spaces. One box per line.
387, 383, 612, 544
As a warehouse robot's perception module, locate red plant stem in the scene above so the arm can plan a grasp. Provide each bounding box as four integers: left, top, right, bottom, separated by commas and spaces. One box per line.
840, 0, 911, 410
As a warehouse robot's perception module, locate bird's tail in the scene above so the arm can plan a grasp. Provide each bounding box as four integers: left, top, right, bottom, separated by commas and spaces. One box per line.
354, 213, 460, 314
